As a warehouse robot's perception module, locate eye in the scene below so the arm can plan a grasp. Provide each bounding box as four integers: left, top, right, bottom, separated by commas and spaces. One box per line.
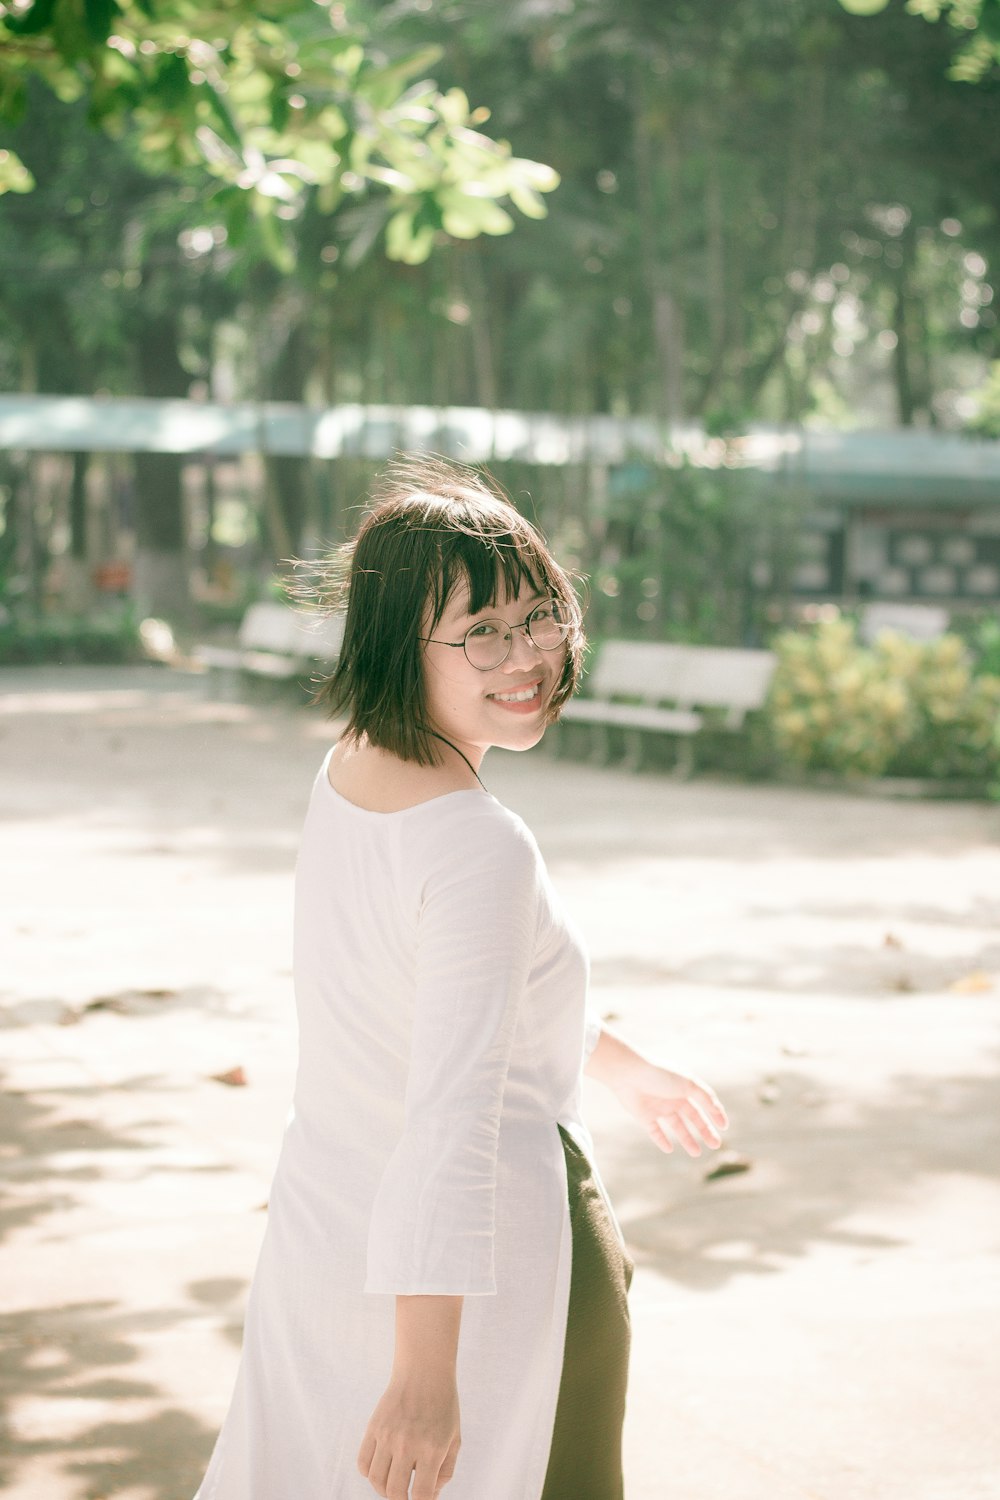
467, 620, 502, 640
531, 600, 558, 623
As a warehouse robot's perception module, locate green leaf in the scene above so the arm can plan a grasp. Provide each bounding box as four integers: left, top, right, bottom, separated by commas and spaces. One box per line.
153, 53, 190, 109
385, 208, 435, 263
2, 0, 57, 36
979, 2, 1000, 41
252, 203, 296, 272
200, 84, 245, 155
436, 85, 471, 126
0, 147, 34, 194
440, 192, 514, 239
513, 158, 560, 193
84, 0, 121, 44
507, 181, 548, 220
0, 75, 29, 123
357, 45, 443, 111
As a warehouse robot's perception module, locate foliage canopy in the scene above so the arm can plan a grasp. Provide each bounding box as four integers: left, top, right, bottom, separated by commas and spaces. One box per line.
0, 0, 558, 264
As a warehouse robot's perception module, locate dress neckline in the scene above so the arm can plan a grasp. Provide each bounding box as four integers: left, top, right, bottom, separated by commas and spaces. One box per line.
320, 747, 494, 818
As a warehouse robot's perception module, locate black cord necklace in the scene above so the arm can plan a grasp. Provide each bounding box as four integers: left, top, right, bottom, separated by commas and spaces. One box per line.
419, 724, 488, 791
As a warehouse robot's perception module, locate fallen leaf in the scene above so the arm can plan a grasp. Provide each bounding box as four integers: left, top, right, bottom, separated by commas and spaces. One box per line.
780, 1041, 808, 1058
82, 995, 127, 1014
704, 1151, 752, 1182
949, 970, 993, 994
890, 973, 915, 993
210, 1065, 248, 1087
883, 931, 903, 949
758, 1082, 780, 1105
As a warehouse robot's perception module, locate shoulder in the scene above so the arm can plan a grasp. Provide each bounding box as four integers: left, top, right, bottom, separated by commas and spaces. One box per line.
421, 792, 537, 856
407, 794, 543, 888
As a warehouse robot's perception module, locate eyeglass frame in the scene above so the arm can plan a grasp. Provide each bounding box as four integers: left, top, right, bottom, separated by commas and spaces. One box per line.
418, 597, 576, 671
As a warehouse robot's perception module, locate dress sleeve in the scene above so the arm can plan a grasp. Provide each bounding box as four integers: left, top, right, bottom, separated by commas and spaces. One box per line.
364, 807, 539, 1296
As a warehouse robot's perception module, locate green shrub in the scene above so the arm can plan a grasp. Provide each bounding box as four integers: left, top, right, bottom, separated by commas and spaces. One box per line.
0, 612, 142, 665
769, 619, 1000, 782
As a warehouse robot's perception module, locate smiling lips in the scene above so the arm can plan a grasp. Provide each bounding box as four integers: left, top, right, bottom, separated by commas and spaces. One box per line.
487, 680, 543, 713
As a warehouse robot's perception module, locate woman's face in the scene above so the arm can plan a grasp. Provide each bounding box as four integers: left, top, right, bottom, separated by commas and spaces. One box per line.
420, 577, 567, 768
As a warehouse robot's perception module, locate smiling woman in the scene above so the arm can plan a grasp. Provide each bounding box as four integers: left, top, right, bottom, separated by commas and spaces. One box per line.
312, 458, 584, 776
192, 455, 729, 1500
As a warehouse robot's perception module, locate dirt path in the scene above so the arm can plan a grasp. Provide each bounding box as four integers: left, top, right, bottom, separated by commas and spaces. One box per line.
2, 665, 999, 1500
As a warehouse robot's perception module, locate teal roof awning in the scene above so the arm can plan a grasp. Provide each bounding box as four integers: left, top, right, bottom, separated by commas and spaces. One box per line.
0, 396, 998, 503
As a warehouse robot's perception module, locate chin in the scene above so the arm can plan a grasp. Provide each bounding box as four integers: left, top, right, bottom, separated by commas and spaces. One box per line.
494, 721, 549, 754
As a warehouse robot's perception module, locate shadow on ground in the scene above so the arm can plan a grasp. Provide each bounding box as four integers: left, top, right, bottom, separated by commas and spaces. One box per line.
600, 1056, 1000, 1290
0, 1299, 218, 1499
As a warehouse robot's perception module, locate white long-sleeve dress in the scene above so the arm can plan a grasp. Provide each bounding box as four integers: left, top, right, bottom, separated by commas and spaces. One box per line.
194, 746, 616, 1500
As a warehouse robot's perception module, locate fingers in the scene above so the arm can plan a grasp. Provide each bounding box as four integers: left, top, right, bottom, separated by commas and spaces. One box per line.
686, 1097, 725, 1150
386, 1455, 414, 1500
360, 1437, 460, 1499
437, 1436, 460, 1487
359, 1442, 392, 1497
357, 1431, 376, 1478
407, 1440, 461, 1500
697, 1083, 730, 1132
653, 1101, 725, 1157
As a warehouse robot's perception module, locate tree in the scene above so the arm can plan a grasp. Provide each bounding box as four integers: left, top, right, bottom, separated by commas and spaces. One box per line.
0, 0, 558, 261
0, 0, 559, 613
838, 0, 1000, 82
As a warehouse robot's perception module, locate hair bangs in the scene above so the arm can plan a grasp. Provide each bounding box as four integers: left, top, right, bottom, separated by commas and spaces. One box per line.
431, 522, 552, 631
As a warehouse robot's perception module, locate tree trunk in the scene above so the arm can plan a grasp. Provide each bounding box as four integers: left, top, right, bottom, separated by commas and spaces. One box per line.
633, 64, 685, 429
70, 451, 88, 562
891, 218, 931, 427
134, 307, 191, 619
696, 124, 728, 417
892, 279, 917, 427
263, 319, 312, 560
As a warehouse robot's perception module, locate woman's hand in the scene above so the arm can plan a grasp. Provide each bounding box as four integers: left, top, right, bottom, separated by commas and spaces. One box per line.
613, 1055, 729, 1157
586, 1026, 728, 1157
357, 1371, 461, 1500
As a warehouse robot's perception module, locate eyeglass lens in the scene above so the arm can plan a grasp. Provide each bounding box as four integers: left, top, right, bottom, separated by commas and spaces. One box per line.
464, 600, 571, 670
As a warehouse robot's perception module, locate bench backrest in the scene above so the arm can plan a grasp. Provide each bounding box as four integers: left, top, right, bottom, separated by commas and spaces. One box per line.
589, 640, 776, 714
238, 602, 345, 660
859, 603, 949, 645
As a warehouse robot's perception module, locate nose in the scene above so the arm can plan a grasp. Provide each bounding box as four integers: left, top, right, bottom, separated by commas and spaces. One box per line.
502, 621, 543, 669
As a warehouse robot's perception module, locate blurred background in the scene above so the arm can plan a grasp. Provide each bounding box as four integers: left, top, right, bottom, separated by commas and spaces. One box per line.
1, 0, 999, 778
3, 8, 1000, 1499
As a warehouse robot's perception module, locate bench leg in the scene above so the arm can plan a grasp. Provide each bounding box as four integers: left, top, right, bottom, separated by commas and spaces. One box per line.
673, 736, 696, 779
201, 664, 241, 703
589, 721, 615, 767
623, 726, 645, 773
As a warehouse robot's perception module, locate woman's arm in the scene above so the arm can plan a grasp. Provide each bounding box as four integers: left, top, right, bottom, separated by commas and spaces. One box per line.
585, 1022, 729, 1157
360, 809, 540, 1496
358, 1295, 463, 1500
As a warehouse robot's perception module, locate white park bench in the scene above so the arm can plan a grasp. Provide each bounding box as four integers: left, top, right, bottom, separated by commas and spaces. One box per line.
559, 639, 777, 774
195, 601, 344, 694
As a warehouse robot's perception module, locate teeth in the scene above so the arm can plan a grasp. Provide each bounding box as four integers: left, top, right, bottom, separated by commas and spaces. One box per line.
492, 685, 539, 703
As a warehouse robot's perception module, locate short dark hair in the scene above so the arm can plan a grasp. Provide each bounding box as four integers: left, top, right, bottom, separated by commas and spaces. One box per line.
311, 455, 585, 766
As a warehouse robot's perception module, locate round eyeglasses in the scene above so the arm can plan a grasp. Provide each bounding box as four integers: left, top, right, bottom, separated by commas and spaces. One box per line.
420, 598, 575, 672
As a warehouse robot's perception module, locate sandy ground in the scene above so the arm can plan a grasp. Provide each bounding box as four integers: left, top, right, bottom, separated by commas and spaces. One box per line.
1, 663, 999, 1500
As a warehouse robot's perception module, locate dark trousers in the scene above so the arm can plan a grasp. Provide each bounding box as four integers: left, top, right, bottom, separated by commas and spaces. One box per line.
540, 1126, 633, 1500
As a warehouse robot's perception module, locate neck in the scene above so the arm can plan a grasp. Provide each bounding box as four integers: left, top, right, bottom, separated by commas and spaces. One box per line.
420, 725, 487, 789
